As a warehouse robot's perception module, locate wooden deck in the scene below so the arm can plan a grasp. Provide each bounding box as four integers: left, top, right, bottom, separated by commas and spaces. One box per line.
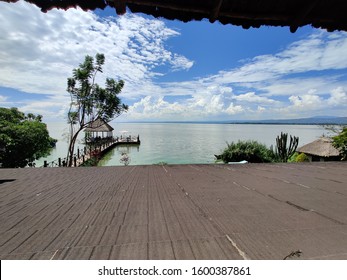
1, 162, 347, 259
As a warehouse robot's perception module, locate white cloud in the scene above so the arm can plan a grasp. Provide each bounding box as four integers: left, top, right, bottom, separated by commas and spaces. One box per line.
192, 31, 347, 119
18, 94, 71, 121
209, 32, 347, 88
232, 92, 278, 104
0, 95, 7, 103
171, 54, 195, 71
126, 85, 244, 120
259, 76, 347, 97
288, 94, 323, 109
0, 1, 193, 100
225, 103, 244, 115
257, 106, 266, 113
271, 87, 345, 117
328, 86, 347, 106
126, 96, 187, 120
1, 1, 347, 121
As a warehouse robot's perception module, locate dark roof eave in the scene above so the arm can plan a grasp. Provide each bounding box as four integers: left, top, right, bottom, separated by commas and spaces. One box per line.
2, 0, 347, 33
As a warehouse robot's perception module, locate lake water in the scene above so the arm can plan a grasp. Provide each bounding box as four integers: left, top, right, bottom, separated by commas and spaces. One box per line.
36, 122, 327, 167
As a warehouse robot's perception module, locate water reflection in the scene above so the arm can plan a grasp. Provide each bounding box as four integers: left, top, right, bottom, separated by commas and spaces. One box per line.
98, 144, 140, 166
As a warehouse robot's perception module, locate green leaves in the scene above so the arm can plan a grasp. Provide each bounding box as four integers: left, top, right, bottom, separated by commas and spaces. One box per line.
333, 127, 347, 160
95, 53, 105, 72
0, 108, 56, 168
66, 53, 128, 166
67, 53, 127, 124
221, 140, 277, 163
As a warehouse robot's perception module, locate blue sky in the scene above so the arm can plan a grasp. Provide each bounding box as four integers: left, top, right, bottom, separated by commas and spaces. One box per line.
1, 1, 347, 122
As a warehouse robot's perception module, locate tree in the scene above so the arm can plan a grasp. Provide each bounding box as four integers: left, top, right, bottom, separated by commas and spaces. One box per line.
66, 53, 128, 166
275, 132, 299, 162
220, 140, 278, 163
332, 127, 347, 160
0, 107, 56, 168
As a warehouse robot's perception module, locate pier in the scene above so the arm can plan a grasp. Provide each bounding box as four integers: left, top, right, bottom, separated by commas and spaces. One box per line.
42, 135, 140, 167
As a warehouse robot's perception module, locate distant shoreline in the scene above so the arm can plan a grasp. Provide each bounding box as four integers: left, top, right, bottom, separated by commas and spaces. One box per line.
116, 119, 347, 126
226, 122, 346, 125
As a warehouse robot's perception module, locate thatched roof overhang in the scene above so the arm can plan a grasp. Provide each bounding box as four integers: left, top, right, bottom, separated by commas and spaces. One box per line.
84, 118, 114, 133
297, 137, 341, 157
2, 0, 347, 33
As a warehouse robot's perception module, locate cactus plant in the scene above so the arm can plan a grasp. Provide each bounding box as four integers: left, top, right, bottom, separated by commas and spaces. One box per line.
276, 132, 299, 162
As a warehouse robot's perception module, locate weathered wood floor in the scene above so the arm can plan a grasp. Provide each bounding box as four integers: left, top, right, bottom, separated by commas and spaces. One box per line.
1, 162, 347, 260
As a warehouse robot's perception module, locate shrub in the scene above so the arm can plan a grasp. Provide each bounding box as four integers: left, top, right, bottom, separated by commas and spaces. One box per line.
295, 153, 309, 162
220, 140, 278, 163
333, 127, 347, 160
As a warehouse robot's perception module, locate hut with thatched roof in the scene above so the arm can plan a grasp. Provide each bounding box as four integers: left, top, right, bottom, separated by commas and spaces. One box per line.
297, 137, 342, 162
84, 118, 114, 140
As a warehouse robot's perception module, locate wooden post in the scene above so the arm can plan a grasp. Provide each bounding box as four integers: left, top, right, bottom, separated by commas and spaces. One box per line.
44, 160, 48, 167
82, 155, 85, 163
77, 148, 80, 159
74, 156, 77, 167
58, 158, 61, 167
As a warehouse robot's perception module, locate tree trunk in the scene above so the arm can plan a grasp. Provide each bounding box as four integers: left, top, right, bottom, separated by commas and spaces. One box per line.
67, 127, 84, 167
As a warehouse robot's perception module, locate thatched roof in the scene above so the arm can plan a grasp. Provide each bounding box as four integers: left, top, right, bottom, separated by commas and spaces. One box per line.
2, 0, 347, 33
84, 118, 114, 132
297, 137, 341, 157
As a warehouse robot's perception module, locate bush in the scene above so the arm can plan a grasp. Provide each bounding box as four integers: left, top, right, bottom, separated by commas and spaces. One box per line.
220, 140, 278, 163
0, 107, 56, 168
295, 153, 309, 162
333, 127, 347, 160
79, 157, 99, 167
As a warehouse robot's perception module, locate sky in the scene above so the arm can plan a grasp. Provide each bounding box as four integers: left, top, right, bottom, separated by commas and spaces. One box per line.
1, 1, 347, 122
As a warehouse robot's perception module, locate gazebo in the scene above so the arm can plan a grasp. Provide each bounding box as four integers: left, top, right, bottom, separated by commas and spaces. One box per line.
297, 137, 342, 162
84, 118, 114, 141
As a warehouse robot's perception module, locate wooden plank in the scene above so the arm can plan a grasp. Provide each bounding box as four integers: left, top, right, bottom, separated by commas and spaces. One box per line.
148, 241, 175, 259
110, 243, 148, 259
1, 162, 347, 259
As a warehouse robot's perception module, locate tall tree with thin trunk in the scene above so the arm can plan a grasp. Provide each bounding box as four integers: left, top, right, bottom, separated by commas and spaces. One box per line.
66, 53, 128, 166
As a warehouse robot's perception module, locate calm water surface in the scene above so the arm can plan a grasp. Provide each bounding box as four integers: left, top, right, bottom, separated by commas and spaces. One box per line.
37, 122, 327, 166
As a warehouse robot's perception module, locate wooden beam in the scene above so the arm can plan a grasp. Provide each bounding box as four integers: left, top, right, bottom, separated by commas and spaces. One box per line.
101, 0, 339, 31
126, 0, 208, 14
290, 0, 320, 33
113, 0, 126, 15
210, 0, 224, 23
123, 0, 289, 21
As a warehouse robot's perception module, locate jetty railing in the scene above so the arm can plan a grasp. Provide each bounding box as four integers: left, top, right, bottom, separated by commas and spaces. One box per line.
41, 137, 116, 167
41, 135, 140, 167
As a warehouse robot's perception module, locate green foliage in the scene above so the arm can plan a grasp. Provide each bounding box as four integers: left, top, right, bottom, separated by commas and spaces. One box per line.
79, 157, 99, 167
276, 132, 299, 162
0, 107, 56, 168
290, 152, 309, 162
332, 127, 347, 160
220, 140, 278, 163
321, 124, 346, 136
154, 161, 168, 165
66, 53, 128, 166
295, 153, 309, 162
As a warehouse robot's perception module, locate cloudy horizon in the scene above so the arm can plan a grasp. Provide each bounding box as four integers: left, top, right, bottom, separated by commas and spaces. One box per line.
1, 1, 347, 122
